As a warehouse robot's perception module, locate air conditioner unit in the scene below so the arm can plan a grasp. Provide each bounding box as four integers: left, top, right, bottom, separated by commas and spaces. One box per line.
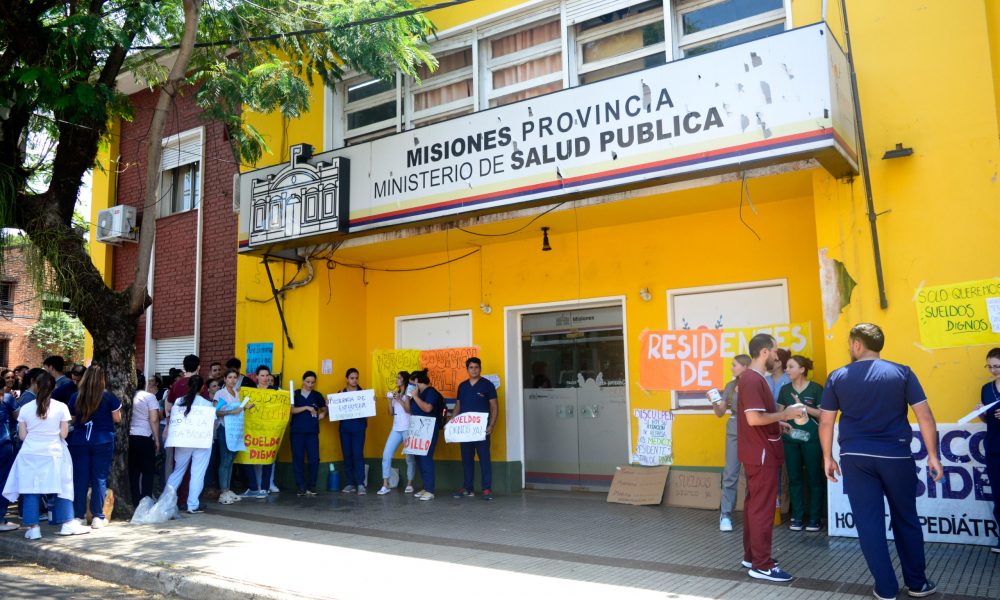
95, 205, 137, 243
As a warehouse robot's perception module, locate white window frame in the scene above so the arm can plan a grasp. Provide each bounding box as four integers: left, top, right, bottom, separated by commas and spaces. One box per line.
479, 16, 565, 108
671, 0, 787, 58
406, 35, 476, 129
159, 127, 204, 218
571, 2, 670, 84
338, 73, 402, 143
395, 310, 473, 350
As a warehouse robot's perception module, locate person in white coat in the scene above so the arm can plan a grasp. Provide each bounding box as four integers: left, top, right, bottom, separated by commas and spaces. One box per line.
165, 375, 215, 514
2, 372, 90, 539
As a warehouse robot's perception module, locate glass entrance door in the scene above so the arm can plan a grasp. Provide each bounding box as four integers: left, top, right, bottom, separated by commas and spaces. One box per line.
521, 306, 627, 491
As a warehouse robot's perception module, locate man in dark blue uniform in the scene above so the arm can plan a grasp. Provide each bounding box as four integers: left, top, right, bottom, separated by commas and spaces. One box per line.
981, 347, 1000, 554
452, 357, 498, 501
820, 323, 942, 600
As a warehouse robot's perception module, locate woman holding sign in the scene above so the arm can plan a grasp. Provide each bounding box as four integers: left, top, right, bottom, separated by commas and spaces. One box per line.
215, 370, 249, 504
166, 375, 216, 514
67, 365, 122, 529
981, 348, 1000, 554
338, 368, 368, 495
377, 371, 415, 495
408, 370, 443, 501
291, 371, 326, 496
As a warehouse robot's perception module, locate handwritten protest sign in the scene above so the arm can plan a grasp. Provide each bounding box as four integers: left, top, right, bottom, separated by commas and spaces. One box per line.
914, 278, 1000, 348
402, 415, 436, 456
607, 466, 670, 505
327, 389, 376, 421
639, 323, 813, 391
246, 342, 274, 372
165, 405, 216, 449
234, 388, 290, 465
372, 350, 422, 396
444, 411, 488, 443
420, 346, 478, 398
221, 402, 247, 452
632, 409, 673, 465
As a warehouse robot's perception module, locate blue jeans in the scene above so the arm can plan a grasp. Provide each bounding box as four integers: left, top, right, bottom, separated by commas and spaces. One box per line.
842, 454, 928, 598
381, 429, 415, 482
217, 427, 237, 491
22, 494, 73, 526
460, 436, 492, 491
242, 463, 272, 491
340, 429, 366, 487
416, 429, 440, 494
0, 442, 13, 521
69, 441, 114, 519
291, 432, 319, 490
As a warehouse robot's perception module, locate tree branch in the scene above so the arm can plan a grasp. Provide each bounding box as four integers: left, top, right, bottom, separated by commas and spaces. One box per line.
129, 0, 203, 316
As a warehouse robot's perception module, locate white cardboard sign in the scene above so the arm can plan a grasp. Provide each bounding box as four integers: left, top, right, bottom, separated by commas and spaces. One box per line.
326, 389, 376, 422
403, 416, 436, 457
165, 405, 216, 449
444, 412, 488, 443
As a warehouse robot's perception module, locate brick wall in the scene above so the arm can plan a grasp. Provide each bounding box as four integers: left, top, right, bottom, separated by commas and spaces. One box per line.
0, 246, 49, 369
110, 87, 238, 371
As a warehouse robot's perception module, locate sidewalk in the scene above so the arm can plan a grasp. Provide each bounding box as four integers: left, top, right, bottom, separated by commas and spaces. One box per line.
0, 488, 996, 600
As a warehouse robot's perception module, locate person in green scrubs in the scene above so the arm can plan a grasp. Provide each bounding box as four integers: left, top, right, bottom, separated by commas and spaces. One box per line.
778, 355, 825, 532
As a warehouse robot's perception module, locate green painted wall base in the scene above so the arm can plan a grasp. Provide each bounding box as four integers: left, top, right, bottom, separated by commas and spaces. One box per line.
274, 460, 524, 495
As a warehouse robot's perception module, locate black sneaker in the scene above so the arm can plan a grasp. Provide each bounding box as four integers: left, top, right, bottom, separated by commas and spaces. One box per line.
990, 543, 1000, 554
481, 488, 494, 501
305, 488, 318, 496
805, 520, 822, 532
789, 519, 803, 531
452, 489, 474, 498
906, 581, 937, 597
297, 488, 307, 496
748, 566, 793, 582
873, 587, 896, 600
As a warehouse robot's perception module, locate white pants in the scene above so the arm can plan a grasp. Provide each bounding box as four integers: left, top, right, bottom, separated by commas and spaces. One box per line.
167, 447, 211, 511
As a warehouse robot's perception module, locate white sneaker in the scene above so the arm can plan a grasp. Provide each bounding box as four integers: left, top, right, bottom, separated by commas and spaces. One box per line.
90, 516, 108, 530
377, 486, 391, 495
413, 489, 427, 498
0, 522, 18, 532
58, 520, 91, 536
404, 485, 414, 493
720, 516, 734, 532
418, 492, 435, 501
269, 484, 280, 493
24, 525, 41, 540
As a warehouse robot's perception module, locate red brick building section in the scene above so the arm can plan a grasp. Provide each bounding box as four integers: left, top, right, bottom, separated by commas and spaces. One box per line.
0, 245, 50, 369
110, 86, 238, 374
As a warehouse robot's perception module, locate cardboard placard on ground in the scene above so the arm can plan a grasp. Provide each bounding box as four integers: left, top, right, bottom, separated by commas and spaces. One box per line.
665, 470, 722, 509
607, 465, 670, 505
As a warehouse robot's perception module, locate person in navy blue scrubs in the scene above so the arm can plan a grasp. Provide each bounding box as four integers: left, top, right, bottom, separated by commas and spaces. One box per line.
291, 370, 326, 495
452, 357, 498, 501
981, 347, 1000, 554
0, 370, 17, 531
819, 323, 942, 600
338, 368, 368, 495
67, 365, 122, 529
407, 370, 442, 501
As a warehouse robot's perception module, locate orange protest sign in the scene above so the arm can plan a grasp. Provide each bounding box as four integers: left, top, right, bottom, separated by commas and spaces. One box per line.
420, 346, 479, 398
640, 329, 724, 391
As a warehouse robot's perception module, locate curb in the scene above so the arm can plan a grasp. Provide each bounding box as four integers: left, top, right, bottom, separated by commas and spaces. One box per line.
0, 526, 322, 599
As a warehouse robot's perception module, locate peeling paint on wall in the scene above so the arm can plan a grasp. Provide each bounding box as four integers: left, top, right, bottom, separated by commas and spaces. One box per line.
819, 248, 857, 329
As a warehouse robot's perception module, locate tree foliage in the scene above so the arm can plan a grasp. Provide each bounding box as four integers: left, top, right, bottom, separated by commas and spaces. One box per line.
29, 310, 85, 363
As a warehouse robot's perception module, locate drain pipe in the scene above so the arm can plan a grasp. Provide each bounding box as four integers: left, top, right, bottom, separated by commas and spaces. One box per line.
839, 0, 889, 309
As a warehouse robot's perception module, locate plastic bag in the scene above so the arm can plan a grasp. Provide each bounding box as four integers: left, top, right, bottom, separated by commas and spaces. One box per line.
389, 467, 400, 489
130, 485, 180, 524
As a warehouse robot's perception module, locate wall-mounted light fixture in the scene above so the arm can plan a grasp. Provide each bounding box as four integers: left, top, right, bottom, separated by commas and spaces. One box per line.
480, 303, 492, 315
541, 227, 552, 252
882, 143, 913, 159
639, 288, 652, 302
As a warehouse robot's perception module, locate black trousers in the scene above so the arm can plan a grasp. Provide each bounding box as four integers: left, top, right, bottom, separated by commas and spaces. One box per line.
128, 434, 157, 504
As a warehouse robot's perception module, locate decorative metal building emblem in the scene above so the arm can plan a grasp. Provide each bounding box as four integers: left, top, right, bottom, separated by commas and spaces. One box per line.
248, 144, 349, 247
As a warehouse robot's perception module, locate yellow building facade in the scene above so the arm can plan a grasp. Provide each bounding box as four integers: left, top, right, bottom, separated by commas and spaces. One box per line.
93, 0, 1000, 493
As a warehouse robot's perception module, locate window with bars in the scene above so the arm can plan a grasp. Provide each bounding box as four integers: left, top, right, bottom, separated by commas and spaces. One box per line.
0, 339, 8, 369
575, 1, 668, 84
674, 0, 785, 58
482, 18, 564, 108
0, 282, 13, 318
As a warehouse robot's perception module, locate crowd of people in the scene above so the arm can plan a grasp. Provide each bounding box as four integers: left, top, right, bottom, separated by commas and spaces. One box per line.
0, 353, 499, 536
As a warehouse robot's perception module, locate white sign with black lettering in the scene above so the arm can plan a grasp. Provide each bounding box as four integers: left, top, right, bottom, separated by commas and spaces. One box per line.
444, 412, 488, 443
828, 423, 996, 546
165, 405, 216, 449
326, 389, 376, 422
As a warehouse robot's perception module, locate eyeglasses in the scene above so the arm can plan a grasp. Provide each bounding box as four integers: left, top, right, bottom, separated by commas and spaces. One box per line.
987, 364, 1000, 370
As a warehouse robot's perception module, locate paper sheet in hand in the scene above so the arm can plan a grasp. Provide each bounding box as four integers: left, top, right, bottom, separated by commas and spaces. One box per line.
957, 399, 1000, 424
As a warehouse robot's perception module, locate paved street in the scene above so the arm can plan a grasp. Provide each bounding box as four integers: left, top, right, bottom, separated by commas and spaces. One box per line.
0, 555, 164, 599
0, 488, 996, 599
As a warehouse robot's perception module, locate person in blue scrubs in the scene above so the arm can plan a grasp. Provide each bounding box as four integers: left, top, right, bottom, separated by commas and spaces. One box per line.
290, 370, 326, 495
338, 368, 368, 495
407, 370, 442, 501
452, 357, 498, 501
767, 348, 791, 402
819, 323, 941, 600
0, 371, 17, 531
67, 365, 123, 529
981, 347, 1000, 554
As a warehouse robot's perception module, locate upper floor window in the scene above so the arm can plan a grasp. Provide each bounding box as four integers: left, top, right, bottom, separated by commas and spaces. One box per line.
482, 18, 563, 108
159, 128, 203, 218
342, 75, 400, 144
0, 282, 13, 318
575, 1, 667, 84
674, 0, 785, 57
409, 44, 475, 127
